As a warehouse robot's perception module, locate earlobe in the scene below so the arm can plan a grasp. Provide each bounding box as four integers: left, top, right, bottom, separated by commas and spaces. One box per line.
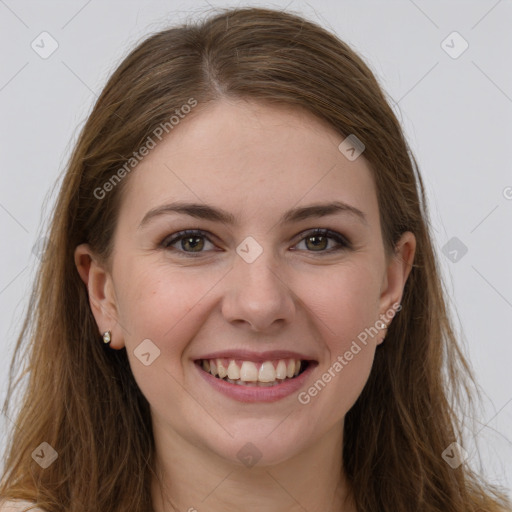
74, 243, 122, 348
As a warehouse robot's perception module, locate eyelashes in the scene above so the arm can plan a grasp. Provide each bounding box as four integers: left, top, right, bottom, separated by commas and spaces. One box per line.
160, 229, 218, 256
159, 228, 352, 257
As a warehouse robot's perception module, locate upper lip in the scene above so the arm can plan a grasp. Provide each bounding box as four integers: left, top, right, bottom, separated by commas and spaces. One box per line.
195, 349, 317, 363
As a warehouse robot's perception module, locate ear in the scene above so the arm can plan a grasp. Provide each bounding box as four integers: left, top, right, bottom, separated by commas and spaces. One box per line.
74, 243, 124, 350
377, 231, 416, 344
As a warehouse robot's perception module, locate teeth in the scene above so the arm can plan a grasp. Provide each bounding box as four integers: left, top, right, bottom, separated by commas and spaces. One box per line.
240, 361, 258, 382
276, 360, 287, 379
286, 360, 295, 378
202, 357, 308, 384
227, 360, 240, 380
228, 378, 281, 387
258, 361, 276, 382
217, 359, 227, 379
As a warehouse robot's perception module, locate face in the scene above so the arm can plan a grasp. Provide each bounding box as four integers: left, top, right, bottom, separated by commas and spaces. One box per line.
76, 98, 414, 468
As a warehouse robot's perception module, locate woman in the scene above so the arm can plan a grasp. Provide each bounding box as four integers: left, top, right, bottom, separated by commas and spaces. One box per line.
0, 6, 510, 512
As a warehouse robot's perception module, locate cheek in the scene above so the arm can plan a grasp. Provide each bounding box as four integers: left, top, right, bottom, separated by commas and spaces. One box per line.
116, 258, 189, 327
113, 264, 217, 406
294, 262, 382, 416
297, 260, 382, 346
114, 261, 223, 359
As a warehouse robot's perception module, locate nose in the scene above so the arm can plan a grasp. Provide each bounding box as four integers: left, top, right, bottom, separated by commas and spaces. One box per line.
221, 248, 296, 333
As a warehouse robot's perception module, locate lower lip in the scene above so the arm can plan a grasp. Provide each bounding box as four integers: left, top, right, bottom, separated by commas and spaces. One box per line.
194, 361, 316, 403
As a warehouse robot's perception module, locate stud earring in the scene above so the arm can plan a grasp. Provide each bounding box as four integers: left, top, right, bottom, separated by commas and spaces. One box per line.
380, 323, 388, 344
102, 330, 112, 345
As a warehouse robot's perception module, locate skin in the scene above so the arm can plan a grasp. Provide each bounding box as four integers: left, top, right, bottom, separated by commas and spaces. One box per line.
75, 98, 415, 512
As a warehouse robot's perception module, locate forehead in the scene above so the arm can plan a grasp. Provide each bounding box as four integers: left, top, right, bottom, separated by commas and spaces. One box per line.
118, 98, 379, 228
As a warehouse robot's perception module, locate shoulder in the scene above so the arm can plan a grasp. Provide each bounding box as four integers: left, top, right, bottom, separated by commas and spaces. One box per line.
0, 500, 46, 512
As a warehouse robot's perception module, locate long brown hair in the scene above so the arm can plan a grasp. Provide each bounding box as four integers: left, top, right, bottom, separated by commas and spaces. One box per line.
1, 6, 510, 512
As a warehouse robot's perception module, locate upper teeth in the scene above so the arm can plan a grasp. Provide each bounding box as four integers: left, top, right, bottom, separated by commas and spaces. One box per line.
201, 358, 302, 383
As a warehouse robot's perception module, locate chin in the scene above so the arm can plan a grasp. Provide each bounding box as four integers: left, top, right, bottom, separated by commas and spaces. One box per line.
198, 416, 320, 468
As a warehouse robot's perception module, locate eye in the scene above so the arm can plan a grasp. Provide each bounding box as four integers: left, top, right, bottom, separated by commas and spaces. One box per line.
160, 228, 350, 257
293, 228, 350, 253
160, 229, 217, 256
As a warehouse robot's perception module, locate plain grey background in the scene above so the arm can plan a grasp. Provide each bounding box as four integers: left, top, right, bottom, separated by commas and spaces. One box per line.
1, 0, 511, 495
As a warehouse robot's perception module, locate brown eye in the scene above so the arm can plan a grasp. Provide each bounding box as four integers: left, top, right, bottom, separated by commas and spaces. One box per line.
160, 228, 350, 257
161, 230, 215, 255
294, 229, 350, 253
305, 235, 327, 251
179, 235, 205, 252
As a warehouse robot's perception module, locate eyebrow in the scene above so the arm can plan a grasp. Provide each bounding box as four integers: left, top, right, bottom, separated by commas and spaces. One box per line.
138, 200, 368, 229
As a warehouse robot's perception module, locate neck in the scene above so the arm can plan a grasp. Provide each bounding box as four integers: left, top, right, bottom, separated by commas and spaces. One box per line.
151, 421, 355, 512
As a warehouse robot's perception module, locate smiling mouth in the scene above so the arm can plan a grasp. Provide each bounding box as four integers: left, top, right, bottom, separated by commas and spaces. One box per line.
195, 358, 312, 387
